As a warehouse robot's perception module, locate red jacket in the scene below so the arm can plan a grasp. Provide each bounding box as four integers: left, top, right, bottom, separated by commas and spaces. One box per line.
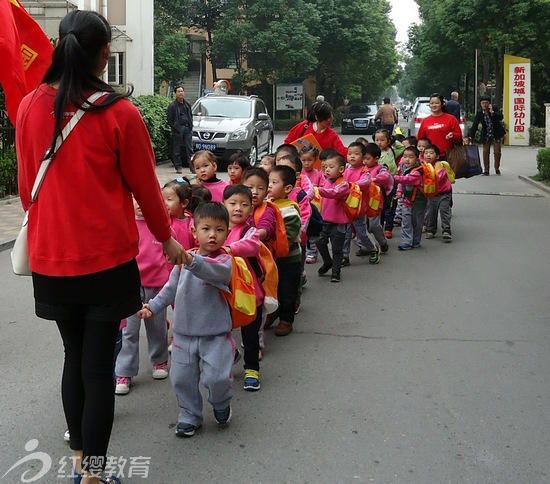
16, 84, 172, 276
417, 113, 462, 157
284, 120, 347, 157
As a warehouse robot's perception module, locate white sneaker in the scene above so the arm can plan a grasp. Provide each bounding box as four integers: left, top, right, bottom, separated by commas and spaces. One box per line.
63, 429, 70, 442
152, 362, 169, 380
115, 376, 131, 395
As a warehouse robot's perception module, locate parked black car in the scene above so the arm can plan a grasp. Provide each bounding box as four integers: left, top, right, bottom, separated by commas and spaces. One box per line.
341, 103, 379, 135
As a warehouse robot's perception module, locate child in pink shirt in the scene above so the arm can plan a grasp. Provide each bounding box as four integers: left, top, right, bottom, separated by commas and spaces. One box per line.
114, 199, 175, 395
223, 184, 264, 391
193, 150, 228, 202
342, 142, 380, 266
163, 178, 195, 249
423, 144, 453, 242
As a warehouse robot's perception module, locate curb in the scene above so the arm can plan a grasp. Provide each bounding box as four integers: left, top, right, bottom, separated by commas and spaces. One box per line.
518, 175, 550, 195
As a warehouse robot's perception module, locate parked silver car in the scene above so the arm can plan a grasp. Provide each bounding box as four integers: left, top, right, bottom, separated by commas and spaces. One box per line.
407, 96, 468, 138
192, 94, 274, 167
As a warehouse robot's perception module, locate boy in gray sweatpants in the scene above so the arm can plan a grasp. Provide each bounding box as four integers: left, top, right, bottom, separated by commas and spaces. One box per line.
139, 202, 234, 437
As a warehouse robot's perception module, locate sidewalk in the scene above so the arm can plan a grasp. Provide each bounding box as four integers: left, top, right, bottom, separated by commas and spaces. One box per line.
1, 146, 548, 253
0, 161, 196, 252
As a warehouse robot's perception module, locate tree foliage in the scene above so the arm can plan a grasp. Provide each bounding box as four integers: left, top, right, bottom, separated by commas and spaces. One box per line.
154, 19, 190, 91
401, 0, 550, 123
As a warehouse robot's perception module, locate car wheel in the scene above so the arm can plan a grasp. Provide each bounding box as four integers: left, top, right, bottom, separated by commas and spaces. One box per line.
248, 140, 258, 167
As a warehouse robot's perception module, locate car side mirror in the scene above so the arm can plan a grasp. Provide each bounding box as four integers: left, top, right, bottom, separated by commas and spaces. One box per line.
258, 113, 269, 120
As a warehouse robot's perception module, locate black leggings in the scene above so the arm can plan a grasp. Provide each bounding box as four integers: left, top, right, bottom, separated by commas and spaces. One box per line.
56, 318, 120, 474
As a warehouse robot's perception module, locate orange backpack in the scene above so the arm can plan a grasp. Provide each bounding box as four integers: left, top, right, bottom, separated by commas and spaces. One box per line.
253, 200, 289, 259
336, 177, 362, 222
365, 182, 383, 217
183, 249, 257, 328
412, 161, 439, 199
247, 242, 279, 315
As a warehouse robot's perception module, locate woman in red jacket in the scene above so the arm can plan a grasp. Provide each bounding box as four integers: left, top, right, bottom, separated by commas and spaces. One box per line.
284, 101, 347, 157
417, 93, 462, 158
16, 10, 184, 484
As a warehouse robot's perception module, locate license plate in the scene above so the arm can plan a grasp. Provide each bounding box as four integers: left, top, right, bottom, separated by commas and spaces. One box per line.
195, 143, 217, 151
355, 122, 367, 128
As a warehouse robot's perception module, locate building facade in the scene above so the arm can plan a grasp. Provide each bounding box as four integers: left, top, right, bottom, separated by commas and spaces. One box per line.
22, 0, 154, 96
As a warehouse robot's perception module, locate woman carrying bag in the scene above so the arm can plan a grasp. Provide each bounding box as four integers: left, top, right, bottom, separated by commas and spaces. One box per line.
16, 10, 185, 484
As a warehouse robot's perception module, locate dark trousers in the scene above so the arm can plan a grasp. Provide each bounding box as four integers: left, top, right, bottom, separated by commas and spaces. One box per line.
56, 319, 120, 474
382, 184, 398, 232
317, 222, 346, 275
172, 126, 193, 170
276, 261, 301, 323
241, 305, 263, 371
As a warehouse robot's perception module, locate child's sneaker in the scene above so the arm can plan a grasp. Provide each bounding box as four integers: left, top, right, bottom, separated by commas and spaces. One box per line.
380, 243, 389, 253
115, 376, 131, 395
341, 256, 350, 267
442, 231, 452, 242
305, 255, 317, 264
152, 362, 169, 379
213, 405, 232, 424
330, 272, 341, 283
64, 429, 70, 442
369, 247, 381, 264
243, 369, 261, 391
425, 232, 435, 239
384, 230, 393, 239
175, 422, 199, 438
422, 225, 427, 233
398, 243, 412, 251
355, 249, 370, 257
317, 261, 333, 275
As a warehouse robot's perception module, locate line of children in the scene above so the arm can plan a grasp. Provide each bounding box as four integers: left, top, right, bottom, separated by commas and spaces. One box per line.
118, 134, 459, 439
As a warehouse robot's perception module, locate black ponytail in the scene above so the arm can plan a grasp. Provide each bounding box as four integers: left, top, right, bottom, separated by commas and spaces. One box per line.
42, 10, 133, 156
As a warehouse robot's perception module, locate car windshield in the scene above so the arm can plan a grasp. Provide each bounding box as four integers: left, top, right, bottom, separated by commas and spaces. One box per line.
349, 105, 374, 115
193, 98, 252, 118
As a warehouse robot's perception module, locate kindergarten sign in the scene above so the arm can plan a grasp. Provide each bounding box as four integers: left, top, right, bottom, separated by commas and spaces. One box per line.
503, 54, 531, 146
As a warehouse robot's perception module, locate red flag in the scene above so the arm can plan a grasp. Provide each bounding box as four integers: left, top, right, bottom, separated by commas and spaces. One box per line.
0, 0, 53, 124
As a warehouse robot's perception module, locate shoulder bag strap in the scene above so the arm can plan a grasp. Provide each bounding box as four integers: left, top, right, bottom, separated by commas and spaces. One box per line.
28, 91, 107, 207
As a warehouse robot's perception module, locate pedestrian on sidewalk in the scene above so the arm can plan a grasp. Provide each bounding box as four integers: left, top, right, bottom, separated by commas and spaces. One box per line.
167, 85, 194, 174
15, 10, 185, 484
466, 96, 506, 175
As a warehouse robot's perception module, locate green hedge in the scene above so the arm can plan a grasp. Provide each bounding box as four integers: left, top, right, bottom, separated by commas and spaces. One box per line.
536, 147, 550, 181
130, 95, 172, 163
0, 148, 17, 198
530, 127, 546, 147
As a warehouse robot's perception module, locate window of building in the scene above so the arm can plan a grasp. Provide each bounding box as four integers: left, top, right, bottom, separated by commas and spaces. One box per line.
108, 53, 124, 86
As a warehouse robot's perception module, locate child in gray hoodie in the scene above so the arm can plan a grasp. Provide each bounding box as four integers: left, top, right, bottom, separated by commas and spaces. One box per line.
139, 202, 233, 437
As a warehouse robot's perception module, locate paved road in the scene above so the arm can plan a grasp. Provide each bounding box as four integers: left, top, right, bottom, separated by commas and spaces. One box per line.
1, 133, 549, 483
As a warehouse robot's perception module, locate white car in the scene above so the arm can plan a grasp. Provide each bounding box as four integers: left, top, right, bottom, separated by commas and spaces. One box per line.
192, 94, 274, 167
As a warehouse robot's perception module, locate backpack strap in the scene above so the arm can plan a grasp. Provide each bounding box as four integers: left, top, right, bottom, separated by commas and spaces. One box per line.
301, 123, 309, 137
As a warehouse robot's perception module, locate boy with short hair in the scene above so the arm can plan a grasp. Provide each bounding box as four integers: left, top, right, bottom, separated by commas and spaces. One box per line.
267, 165, 302, 336
393, 146, 427, 250
316, 153, 350, 282
222, 184, 264, 390
423, 144, 453, 242
342, 142, 380, 266
138, 202, 233, 437
362, 143, 392, 252
227, 153, 250, 185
